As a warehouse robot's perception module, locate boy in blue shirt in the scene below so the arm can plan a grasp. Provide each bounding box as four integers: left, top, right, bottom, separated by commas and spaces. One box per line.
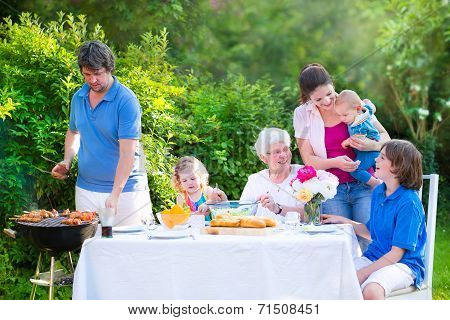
335, 90, 382, 189
323, 139, 426, 300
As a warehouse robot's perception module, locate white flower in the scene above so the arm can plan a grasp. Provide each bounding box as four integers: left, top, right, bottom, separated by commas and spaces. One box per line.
410, 84, 421, 92
318, 180, 338, 200
417, 107, 429, 120
291, 169, 339, 202
291, 179, 302, 191
301, 177, 322, 195
317, 170, 339, 187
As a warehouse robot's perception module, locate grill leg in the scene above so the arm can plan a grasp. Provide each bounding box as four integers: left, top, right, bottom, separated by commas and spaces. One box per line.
67, 251, 75, 274
30, 252, 42, 300
49, 256, 55, 300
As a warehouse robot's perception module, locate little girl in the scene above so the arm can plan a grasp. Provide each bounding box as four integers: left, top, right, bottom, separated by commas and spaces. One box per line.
322, 139, 427, 300
171, 156, 227, 221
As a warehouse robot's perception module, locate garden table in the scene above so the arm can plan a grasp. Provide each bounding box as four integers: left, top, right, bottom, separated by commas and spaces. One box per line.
72, 224, 363, 299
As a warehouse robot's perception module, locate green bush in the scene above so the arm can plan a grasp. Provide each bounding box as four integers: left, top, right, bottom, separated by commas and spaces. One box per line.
0, 13, 189, 299
3, 8, 446, 301
0, 13, 293, 299
376, 0, 449, 171
115, 30, 193, 211
174, 73, 291, 200
0, 14, 88, 299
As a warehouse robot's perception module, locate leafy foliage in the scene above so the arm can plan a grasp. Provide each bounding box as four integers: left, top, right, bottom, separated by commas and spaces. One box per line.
377, 0, 449, 173
0, 2, 448, 300
174, 73, 290, 200
0, 13, 189, 299
0, 12, 99, 300
116, 30, 192, 211
4, 0, 200, 50
0, 97, 18, 120
169, 0, 388, 88
0, 13, 87, 216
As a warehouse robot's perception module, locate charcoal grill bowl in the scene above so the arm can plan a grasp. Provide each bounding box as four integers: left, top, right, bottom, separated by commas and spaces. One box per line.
18, 221, 98, 256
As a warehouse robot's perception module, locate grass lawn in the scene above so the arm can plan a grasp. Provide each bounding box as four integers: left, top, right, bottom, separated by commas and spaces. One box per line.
432, 222, 449, 299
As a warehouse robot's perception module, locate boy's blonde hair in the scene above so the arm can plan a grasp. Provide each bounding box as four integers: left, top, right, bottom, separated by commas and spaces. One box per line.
171, 156, 209, 193
382, 139, 423, 190
336, 90, 363, 109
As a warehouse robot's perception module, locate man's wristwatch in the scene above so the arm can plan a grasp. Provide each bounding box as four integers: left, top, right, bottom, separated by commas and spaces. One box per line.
276, 203, 282, 215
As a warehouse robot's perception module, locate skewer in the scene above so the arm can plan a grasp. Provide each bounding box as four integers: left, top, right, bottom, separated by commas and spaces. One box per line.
40, 155, 59, 164
31, 164, 53, 175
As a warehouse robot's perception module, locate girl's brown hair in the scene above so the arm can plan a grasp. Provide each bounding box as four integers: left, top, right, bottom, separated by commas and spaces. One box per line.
298, 63, 333, 104
171, 156, 209, 193
382, 139, 423, 190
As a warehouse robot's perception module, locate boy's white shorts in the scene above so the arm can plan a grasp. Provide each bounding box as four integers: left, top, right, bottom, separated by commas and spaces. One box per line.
75, 186, 153, 227
354, 256, 415, 296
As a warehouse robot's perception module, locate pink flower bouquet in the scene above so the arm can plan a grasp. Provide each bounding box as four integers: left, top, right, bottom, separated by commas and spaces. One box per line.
290, 166, 339, 225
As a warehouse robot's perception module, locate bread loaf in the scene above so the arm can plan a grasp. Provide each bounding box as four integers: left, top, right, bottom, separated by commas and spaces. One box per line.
210, 215, 275, 228
210, 218, 240, 227
240, 217, 266, 228
260, 216, 277, 227
215, 213, 234, 220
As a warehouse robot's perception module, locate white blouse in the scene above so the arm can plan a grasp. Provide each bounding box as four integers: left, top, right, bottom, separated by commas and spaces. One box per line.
240, 164, 304, 221
293, 101, 378, 159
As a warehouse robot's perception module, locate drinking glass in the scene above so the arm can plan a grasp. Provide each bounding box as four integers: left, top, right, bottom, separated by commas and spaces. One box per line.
141, 211, 155, 228
142, 212, 156, 239
98, 208, 115, 238
189, 214, 205, 235
284, 211, 300, 231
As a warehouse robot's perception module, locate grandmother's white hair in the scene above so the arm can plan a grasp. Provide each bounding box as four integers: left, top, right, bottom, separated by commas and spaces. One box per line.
254, 128, 291, 156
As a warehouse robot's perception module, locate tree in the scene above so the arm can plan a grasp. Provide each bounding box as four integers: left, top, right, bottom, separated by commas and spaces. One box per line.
377, 0, 449, 173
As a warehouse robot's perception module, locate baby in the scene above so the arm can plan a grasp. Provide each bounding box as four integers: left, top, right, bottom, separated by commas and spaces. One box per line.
335, 90, 381, 188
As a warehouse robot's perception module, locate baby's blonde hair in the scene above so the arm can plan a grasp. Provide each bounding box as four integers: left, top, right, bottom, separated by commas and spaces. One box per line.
171, 156, 209, 193
336, 90, 363, 109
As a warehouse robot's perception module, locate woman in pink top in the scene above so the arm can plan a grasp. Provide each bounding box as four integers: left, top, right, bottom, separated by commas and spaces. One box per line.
293, 63, 390, 225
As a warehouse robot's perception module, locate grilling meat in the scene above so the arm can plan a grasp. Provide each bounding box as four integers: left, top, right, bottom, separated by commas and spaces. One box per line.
17, 209, 96, 224
61, 218, 82, 225
60, 208, 71, 216
18, 209, 59, 222
18, 216, 44, 223
61, 211, 96, 225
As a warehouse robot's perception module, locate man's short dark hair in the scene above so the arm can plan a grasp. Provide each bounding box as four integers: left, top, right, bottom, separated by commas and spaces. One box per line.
77, 40, 115, 72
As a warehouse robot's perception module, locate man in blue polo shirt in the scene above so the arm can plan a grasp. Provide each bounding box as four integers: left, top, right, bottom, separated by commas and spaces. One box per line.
51, 40, 151, 226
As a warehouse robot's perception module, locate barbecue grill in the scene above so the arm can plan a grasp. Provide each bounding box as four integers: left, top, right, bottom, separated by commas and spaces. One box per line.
12, 215, 98, 299
17, 216, 98, 256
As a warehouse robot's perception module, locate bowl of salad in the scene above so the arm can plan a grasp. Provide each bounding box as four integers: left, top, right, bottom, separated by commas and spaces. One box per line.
208, 200, 258, 219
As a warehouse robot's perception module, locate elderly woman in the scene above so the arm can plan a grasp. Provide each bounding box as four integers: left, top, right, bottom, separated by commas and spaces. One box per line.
240, 128, 304, 220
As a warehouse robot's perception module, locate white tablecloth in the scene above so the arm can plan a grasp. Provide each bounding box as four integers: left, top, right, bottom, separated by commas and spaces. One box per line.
73, 225, 363, 300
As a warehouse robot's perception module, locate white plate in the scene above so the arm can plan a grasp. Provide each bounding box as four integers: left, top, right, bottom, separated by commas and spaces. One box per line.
159, 224, 189, 231
147, 226, 191, 239
299, 225, 341, 233
113, 225, 145, 233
